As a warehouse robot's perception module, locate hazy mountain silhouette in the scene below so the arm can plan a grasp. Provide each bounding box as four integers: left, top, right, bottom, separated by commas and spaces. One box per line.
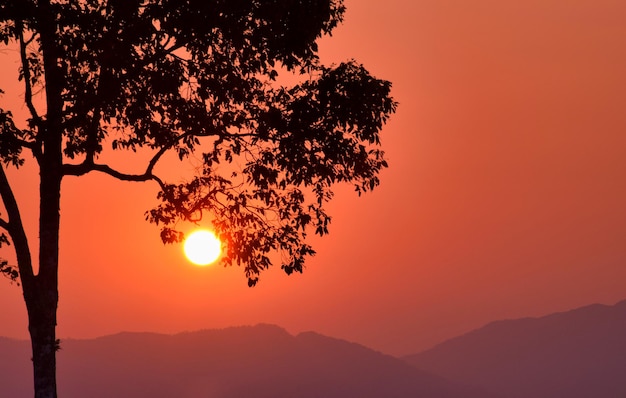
0, 324, 496, 398
404, 300, 626, 398
0, 337, 32, 398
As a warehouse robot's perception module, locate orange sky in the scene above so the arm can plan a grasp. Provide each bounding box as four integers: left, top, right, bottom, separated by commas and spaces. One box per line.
1, 0, 626, 356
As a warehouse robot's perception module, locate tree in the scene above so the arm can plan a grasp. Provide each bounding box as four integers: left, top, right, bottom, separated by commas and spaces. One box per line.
0, 1, 396, 397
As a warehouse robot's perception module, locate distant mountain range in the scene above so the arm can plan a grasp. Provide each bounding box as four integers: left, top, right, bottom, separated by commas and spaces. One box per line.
2, 300, 624, 397
0, 324, 492, 398
404, 299, 626, 398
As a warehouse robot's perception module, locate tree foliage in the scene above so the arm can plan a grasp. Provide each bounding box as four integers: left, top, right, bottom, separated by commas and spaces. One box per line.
0, 0, 395, 288
1, 3, 397, 396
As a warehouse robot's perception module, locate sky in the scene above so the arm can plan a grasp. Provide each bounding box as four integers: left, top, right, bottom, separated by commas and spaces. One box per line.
1, 0, 626, 356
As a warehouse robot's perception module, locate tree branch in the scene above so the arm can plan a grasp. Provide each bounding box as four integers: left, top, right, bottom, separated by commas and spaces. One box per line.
64, 120, 217, 180
63, 161, 166, 188
63, 125, 175, 181
0, 217, 9, 231
0, 165, 34, 282
17, 20, 42, 127
145, 143, 170, 175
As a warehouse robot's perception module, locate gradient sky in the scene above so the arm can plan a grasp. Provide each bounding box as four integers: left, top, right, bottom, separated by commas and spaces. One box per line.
1, 0, 625, 356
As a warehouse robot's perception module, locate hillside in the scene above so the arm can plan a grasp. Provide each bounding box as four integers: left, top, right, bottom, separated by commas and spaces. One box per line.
0, 324, 495, 398
404, 300, 626, 398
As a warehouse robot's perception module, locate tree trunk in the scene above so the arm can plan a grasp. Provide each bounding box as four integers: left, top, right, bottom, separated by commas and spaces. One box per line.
26, 194, 61, 398
24, 163, 61, 398
26, 289, 59, 398
28, 0, 64, 395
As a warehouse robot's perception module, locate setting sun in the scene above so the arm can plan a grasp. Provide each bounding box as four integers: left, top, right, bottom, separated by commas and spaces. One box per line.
183, 230, 222, 266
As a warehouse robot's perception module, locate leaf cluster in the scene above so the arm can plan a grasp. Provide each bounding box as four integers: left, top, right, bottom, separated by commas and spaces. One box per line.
0, 232, 18, 283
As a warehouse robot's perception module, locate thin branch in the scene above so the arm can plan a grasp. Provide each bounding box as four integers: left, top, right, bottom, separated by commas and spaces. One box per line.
0, 217, 9, 231
23, 32, 36, 46
63, 129, 174, 186
63, 161, 166, 190
146, 143, 170, 175
0, 165, 34, 282
85, 87, 104, 164
17, 20, 42, 127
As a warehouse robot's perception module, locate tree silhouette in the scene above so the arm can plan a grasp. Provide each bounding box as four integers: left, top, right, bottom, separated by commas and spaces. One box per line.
0, 1, 396, 397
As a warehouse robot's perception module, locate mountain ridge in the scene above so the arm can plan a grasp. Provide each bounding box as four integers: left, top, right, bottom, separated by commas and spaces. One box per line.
4, 300, 624, 397
404, 299, 626, 398
0, 323, 496, 398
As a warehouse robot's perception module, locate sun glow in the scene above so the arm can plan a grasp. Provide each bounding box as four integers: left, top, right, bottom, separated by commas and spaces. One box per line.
183, 230, 222, 266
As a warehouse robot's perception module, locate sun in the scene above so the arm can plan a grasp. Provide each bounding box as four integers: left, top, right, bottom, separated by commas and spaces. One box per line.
183, 230, 222, 266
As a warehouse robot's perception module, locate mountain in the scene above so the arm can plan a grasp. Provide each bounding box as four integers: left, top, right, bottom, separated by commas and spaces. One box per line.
0, 324, 496, 398
0, 337, 32, 398
404, 300, 626, 398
